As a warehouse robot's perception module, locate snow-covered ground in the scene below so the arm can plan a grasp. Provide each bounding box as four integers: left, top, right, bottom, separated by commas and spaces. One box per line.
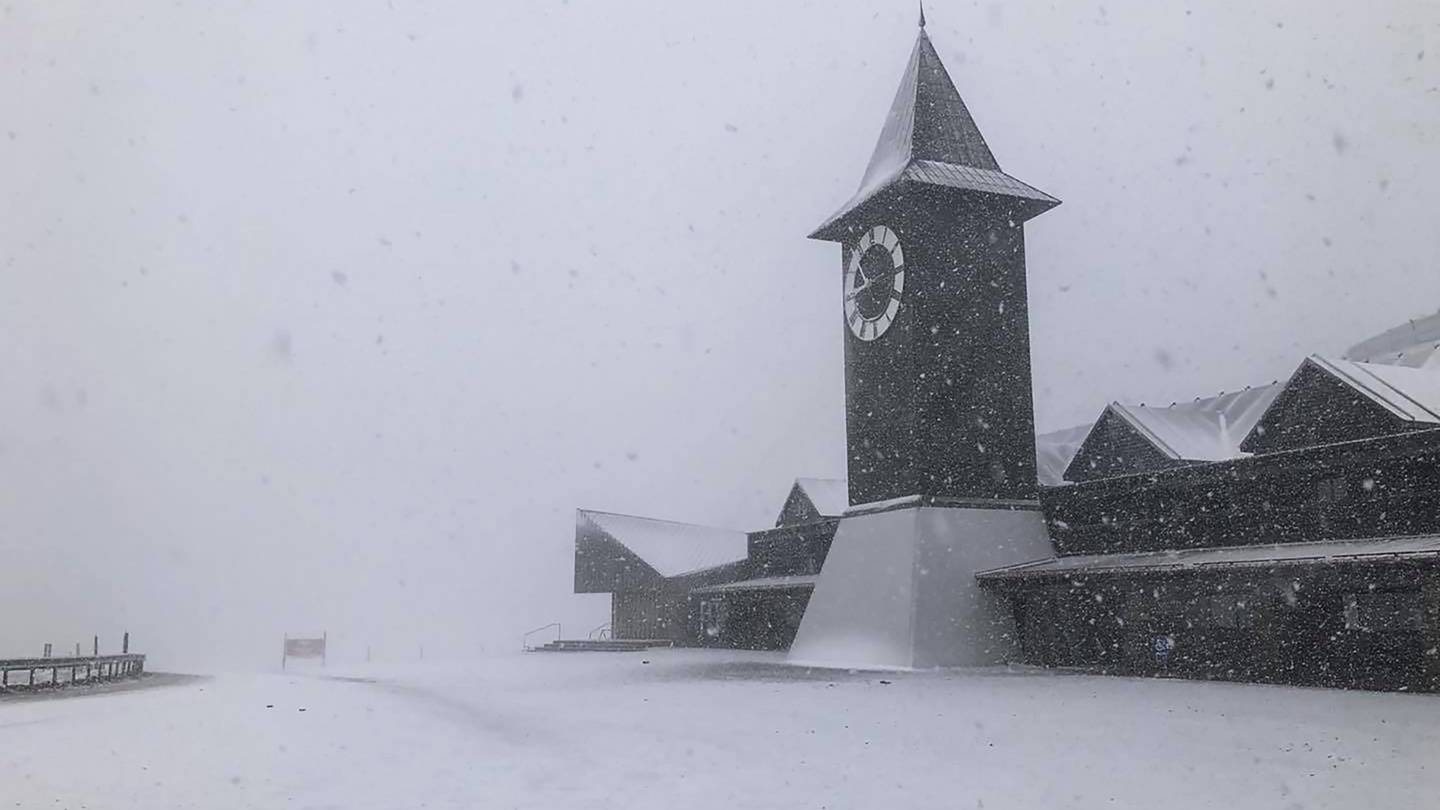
3, 649, 1438, 809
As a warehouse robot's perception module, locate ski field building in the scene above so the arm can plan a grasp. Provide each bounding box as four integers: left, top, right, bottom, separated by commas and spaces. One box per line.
570, 18, 1440, 693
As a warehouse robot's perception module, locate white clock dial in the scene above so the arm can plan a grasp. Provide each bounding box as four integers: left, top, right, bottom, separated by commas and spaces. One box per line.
843, 225, 905, 342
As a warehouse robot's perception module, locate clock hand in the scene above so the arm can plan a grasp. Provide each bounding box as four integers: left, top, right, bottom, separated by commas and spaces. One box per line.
847, 264, 899, 299
846, 276, 874, 300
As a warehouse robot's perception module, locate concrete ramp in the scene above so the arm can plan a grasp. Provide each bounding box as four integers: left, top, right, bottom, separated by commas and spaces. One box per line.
788, 506, 1052, 670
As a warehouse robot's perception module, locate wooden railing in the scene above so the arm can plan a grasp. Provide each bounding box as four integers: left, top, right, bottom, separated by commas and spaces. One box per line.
0, 654, 146, 690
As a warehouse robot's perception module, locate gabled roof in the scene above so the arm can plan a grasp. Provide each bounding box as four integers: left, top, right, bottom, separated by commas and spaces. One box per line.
810, 27, 1057, 240
774, 477, 849, 527
1345, 309, 1440, 368
576, 510, 748, 578
1110, 385, 1283, 462
793, 478, 848, 517
1307, 355, 1440, 424
1061, 385, 1282, 484
1239, 356, 1440, 456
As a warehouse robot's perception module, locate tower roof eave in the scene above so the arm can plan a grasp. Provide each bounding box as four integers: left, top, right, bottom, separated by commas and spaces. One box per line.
808, 162, 1059, 242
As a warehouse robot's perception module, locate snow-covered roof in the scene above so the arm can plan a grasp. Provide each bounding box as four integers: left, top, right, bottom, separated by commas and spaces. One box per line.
691, 574, 818, 595
794, 478, 849, 517
1345, 309, 1440, 368
1035, 424, 1092, 487
854, 27, 999, 196
577, 510, 748, 578
810, 27, 1056, 240
978, 534, 1440, 582
1109, 384, 1283, 462
1309, 355, 1440, 424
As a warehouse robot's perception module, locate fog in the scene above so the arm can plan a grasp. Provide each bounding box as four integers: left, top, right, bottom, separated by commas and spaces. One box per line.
0, 1, 1435, 670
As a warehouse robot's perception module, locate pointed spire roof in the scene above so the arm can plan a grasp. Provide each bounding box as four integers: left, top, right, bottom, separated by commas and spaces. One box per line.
811, 26, 1057, 241
859, 25, 1000, 194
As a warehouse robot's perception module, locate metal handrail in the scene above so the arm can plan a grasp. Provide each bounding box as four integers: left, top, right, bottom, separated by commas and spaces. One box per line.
0, 653, 146, 690
521, 622, 561, 652
0, 654, 144, 669
587, 622, 612, 640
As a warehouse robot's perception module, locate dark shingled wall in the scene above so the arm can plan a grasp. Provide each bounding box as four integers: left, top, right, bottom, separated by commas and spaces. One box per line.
1064, 407, 1193, 483
1242, 359, 1427, 454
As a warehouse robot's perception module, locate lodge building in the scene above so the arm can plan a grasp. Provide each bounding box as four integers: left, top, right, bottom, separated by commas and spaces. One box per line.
575, 478, 844, 649
572, 14, 1440, 692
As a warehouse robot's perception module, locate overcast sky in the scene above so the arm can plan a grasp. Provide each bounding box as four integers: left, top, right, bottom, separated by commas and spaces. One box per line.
1, 1, 1436, 668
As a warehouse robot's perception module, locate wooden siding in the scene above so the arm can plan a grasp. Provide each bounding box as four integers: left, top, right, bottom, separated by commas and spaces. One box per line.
1000, 562, 1440, 692
774, 484, 822, 527
1243, 359, 1426, 454
1043, 428, 1440, 556
748, 520, 840, 578
574, 521, 660, 594
1065, 406, 1191, 483
698, 589, 813, 650
612, 588, 689, 642
839, 192, 1042, 505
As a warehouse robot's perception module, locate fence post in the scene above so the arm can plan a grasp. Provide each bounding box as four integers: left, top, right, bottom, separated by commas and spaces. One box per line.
93, 635, 98, 657
123, 632, 129, 654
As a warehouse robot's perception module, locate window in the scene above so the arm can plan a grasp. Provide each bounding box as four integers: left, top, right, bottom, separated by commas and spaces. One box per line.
1316, 476, 1348, 503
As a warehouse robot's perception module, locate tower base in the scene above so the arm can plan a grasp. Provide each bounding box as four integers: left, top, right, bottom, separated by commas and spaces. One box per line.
788, 504, 1052, 670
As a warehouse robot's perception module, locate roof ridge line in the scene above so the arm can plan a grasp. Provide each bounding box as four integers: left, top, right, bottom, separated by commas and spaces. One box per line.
1310, 355, 1425, 422
1110, 402, 1182, 460
1351, 360, 1440, 422
577, 508, 746, 534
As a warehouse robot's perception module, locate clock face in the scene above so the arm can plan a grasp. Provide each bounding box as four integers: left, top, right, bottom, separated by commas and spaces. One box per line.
843, 225, 905, 342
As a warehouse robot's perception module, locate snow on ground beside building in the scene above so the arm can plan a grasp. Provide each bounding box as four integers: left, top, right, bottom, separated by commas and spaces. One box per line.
3, 650, 1439, 809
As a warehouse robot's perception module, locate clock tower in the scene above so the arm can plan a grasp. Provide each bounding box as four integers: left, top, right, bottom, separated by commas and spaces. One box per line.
810, 16, 1059, 507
